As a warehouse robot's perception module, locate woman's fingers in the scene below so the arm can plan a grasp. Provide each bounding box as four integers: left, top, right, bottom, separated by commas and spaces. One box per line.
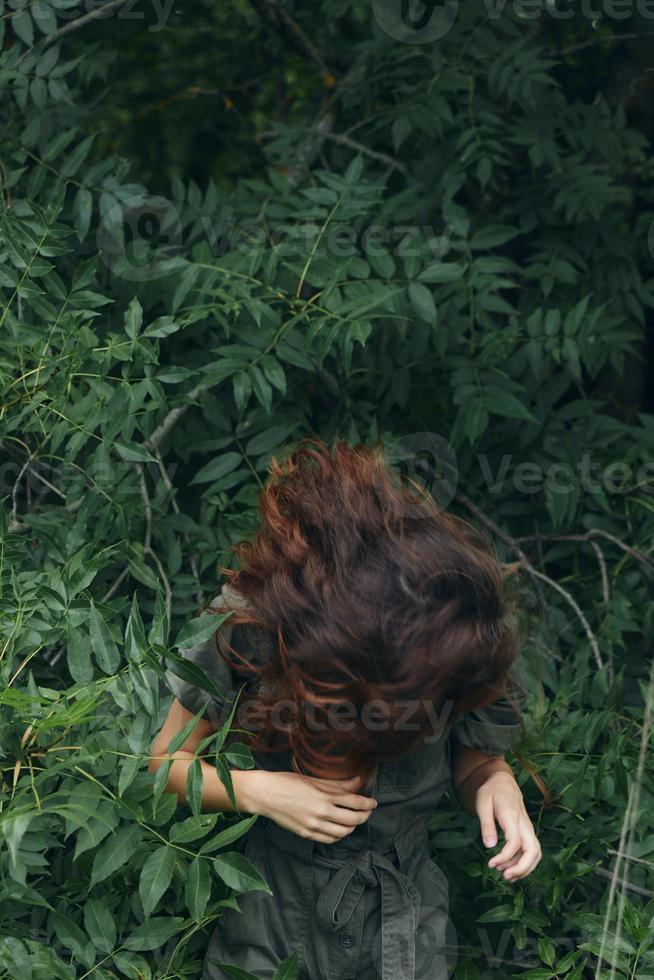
490, 817, 542, 880
476, 794, 500, 848
325, 804, 372, 827
333, 792, 377, 811
487, 812, 522, 868
502, 824, 542, 880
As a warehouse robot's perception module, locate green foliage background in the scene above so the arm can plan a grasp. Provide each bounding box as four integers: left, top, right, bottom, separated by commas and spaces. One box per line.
1, 1, 654, 978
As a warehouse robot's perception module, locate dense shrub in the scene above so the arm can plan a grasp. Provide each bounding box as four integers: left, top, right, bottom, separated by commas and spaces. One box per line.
1, 2, 654, 978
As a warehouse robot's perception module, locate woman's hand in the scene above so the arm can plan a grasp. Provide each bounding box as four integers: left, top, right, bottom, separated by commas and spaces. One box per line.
235, 770, 378, 844
475, 770, 542, 882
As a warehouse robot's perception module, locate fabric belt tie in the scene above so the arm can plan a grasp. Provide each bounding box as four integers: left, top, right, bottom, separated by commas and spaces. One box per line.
315, 836, 422, 980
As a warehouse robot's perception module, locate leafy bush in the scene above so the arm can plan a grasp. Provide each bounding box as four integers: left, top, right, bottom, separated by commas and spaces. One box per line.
1, 2, 654, 978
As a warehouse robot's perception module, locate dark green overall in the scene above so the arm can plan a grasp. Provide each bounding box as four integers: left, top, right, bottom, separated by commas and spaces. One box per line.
164, 585, 526, 980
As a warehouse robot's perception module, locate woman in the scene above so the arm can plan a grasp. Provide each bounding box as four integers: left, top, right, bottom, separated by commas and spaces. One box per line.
149, 436, 541, 979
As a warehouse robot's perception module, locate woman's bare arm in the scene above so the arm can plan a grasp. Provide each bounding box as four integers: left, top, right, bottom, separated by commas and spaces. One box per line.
147, 697, 266, 812
450, 741, 515, 814
148, 698, 377, 842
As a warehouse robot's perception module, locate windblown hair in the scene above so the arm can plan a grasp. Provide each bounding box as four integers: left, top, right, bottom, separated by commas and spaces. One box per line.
205, 436, 524, 784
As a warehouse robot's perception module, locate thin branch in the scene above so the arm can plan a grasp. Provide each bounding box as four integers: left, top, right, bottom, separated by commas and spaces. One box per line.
590, 541, 610, 605
456, 491, 546, 607
248, 0, 328, 76
11, 453, 35, 526
527, 568, 603, 672
322, 131, 407, 173
557, 31, 654, 57
152, 448, 203, 607
607, 848, 654, 869
274, 4, 327, 74
44, 0, 131, 47
101, 566, 129, 605
514, 530, 654, 576
594, 652, 654, 978
134, 463, 152, 551
145, 383, 203, 452
457, 492, 603, 670
593, 866, 654, 899
134, 463, 172, 628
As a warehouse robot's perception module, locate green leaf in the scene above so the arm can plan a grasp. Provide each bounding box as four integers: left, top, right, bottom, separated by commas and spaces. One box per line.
186, 857, 212, 922
260, 356, 287, 395
199, 815, 259, 855
418, 262, 465, 283
273, 950, 300, 980
125, 593, 148, 663
139, 845, 176, 918
143, 315, 180, 337
233, 370, 252, 413
128, 558, 161, 591
249, 364, 273, 414
12, 9, 34, 46
66, 622, 93, 685
166, 706, 207, 754
186, 757, 204, 817
83, 899, 117, 954
476, 904, 515, 923
484, 389, 536, 423
90, 824, 143, 886
170, 814, 219, 844
124, 296, 143, 339
73, 187, 92, 242
162, 646, 232, 702
174, 611, 231, 649
122, 917, 185, 951
245, 424, 295, 457
114, 441, 157, 463
48, 911, 89, 962
190, 452, 242, 485
408, 282, 437, 323
213, 852, 272, 895
223, 742, 254, 769
89, 599, 120, 675
470, 226, 520, 250
212, 965, 259, 980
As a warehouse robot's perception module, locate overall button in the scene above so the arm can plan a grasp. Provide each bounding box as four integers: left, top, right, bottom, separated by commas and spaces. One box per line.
340, 934, 354, 948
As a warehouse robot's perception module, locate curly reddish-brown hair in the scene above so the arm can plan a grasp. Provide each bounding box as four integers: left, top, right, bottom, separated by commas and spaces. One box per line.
205, 435, 523, 783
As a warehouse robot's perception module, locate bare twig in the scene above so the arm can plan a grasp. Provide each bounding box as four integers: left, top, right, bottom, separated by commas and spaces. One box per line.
322, 131, 407, 173
145, 383, 203, 452
594, 652, 654, 979
274, 4, 327, 74
557, 31, 654, 57
514, 530, 654, 576
589, 541, 610, 605
248, 0, 328, 75
593, 866, 654, 899
527, 568, 603, 672
101, 567, 129, 604
456, 491, 546, 607
134, 463, 172, 628
11, 453, 35, 526
457, 492, 603, 670
44, 0, 131, 47
607, 848, 654, 869
152, 448, 204, 607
